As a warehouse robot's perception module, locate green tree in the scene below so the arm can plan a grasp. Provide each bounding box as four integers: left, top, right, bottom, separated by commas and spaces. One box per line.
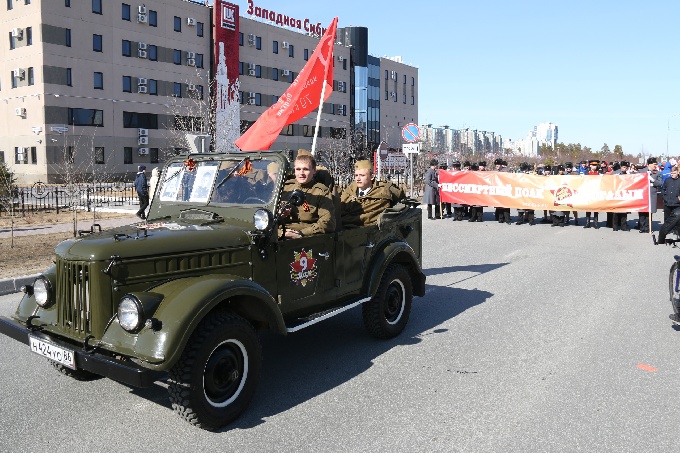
0, 161, 18, 248
613, 145, 623, 159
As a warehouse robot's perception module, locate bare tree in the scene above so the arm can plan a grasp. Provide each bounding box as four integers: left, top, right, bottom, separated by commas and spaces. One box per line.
0, 161, 18, 247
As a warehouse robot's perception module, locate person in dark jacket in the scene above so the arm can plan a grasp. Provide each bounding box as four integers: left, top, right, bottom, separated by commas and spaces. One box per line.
661, 165, 680, 219
134, 165, 149, 219
611, 161, 631, 231
423, 159, 440, 219
638, 157, 663, 233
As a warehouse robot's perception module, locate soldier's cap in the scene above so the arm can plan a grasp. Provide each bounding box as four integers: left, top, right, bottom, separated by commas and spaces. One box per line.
589, 159, 600, 166
544, 165, 552, 171
565, 162, 573, 168
297, 149, 312, 157
471, 164, 479, 170
355, 160, 372, 171
494, 158, 503, 166
647, 156, 658, 164
463, 160, 471, 167
430, 159, 438, 166
620, 161, 630, 167
478, 161, 487, 167
139, 165, 146, 171
439, 164, 448, 169
501, 160, 508, 166
557, 165, 565, 171
452, 161, 461, 167
267, 162, 280, 173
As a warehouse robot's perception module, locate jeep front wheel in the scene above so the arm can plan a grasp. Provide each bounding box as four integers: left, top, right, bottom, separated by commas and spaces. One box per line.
362, 264, 412, 339
168, 312, 261, 430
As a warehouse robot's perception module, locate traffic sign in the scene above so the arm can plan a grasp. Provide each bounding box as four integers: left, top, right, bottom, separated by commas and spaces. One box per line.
402, 143, 420, 154
378, 141, 389, 160
402, 123, 420, 143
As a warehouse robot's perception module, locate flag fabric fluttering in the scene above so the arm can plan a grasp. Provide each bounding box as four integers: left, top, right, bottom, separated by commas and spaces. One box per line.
234, 17, 338, 151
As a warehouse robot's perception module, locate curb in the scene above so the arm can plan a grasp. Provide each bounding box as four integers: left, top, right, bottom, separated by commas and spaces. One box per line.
0, 274, 40, 297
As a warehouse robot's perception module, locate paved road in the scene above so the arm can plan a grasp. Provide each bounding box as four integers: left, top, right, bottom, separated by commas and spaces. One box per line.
0, 213, 678, 452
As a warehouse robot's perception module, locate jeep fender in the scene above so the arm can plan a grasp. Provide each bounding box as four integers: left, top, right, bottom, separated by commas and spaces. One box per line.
100, 274, 285, 371
365, 241, 426, 298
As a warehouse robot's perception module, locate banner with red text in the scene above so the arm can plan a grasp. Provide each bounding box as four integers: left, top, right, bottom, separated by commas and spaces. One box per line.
438, 171, 650, 212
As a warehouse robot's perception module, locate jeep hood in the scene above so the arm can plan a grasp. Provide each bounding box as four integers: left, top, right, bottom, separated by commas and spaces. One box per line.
55, 221, 253, 261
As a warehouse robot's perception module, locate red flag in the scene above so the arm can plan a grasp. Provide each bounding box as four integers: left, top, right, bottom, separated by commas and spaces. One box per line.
234, 17, 338, 151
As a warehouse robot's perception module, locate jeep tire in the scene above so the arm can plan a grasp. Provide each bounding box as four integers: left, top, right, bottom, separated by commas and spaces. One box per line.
168, 311, 261, 430
362, 263, 412, 339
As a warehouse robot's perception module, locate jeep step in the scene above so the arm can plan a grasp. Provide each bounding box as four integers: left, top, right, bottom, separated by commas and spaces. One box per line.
285, 297, 371, 333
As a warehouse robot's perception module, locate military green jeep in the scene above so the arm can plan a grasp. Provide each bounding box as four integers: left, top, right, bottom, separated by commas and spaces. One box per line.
0, 151, 425, 430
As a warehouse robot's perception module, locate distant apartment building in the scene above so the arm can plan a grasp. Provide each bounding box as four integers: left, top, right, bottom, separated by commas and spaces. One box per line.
1, 0, 419, 184
419, 125, 502, 155
505, 122, 558, 157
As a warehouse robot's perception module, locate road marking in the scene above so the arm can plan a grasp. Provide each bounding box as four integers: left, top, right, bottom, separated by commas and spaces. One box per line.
636, 363, 657, 372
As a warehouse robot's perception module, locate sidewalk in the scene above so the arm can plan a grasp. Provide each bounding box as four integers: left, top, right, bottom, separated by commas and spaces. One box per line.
0, 207, 139, 294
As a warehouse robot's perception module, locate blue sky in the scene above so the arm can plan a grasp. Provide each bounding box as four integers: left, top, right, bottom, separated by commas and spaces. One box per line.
233, 1, 680, 157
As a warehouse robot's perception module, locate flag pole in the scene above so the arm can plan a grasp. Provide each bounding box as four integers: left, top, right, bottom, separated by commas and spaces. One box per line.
310, 62, 330, 157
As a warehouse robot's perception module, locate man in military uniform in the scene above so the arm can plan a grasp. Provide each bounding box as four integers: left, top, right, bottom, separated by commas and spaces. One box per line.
423, 159, 440, 220
340, 160, 405, 228
279, 154, 335, 239
638, 157, 662, 233
563, 162, 579, 226
450, 161, 465, 221
611, 160, 630, 231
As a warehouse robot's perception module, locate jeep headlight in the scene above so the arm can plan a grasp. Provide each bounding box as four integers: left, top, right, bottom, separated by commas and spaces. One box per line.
33, 276, 52, 308
118, 295, 144, 332
253, 209, 273, 231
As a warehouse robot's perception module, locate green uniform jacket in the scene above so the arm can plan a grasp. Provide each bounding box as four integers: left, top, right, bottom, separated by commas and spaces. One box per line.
281, 179, 336, 235
340, 180, 404, 228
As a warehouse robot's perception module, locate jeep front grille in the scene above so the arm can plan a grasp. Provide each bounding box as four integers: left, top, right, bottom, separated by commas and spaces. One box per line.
56, 259, 91, 334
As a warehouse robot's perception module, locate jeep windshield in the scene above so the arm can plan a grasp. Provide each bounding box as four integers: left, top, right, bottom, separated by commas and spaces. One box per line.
158, 158, 281, 206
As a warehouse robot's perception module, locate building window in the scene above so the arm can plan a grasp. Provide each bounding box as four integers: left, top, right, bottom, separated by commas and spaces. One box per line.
27, 67, 34, 85
196, 53, 204, 68
123, 111, 158, 129
93, 34, 102, 52
173, 82, 181, 97
411, 77, 415, 86
68, 108, 103, 126
15, 147, 27, 164
304, 48, 309, 61
122, 75, 131, 92
256, 36, 261, 50
239, 32, 243, 46
303, 125, 315, 138
385, 70, 388, 79
150, 148, 159, 163
149, 10, 157, 26
26, 26, 32, 45
7, 0, 12, 10
66, 68, 72, 86
385, 90, 388, 100
148, 79, 157, 95
30, 147, 37, 164
95, 147, 105, 164
94, 72, 103, 89
255, 65, 261, 78
238, 62, 243, 75
9, 32, 15, 50
411, 96, 414, 105
403, 74, 406, 84
403, 94, 406, 104
122, 3, 130, 21
65, 0, 70, 6
197, 85, 204, 100
281, 125, 294, 136
92, 0, 101, 14
65, 28, 71, 47
173, 49, 181, 64
197, 21, 204, 37
273, 40, 278, 54
288, 45, 294, 58
148, 45, 157, 61
124, 147, 133, 164
174, 16, 181, 32
272, 68, 278, 81
122, 39, 131, 56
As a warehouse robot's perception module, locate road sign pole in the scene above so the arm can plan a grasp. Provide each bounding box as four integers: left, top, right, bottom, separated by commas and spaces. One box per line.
409, 154, 414, 198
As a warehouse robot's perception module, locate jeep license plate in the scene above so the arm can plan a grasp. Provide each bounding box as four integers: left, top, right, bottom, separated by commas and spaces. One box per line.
29, 336, 76, 369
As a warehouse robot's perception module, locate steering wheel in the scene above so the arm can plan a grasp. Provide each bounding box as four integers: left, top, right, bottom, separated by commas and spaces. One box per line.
243, 197, 267, 204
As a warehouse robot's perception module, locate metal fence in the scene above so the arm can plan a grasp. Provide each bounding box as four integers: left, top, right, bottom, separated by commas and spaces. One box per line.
0, 182, 137, 216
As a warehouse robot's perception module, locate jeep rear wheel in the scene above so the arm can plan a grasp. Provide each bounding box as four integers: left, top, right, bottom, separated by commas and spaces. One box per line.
362, 264, 412, 339
168, 312, 261, 430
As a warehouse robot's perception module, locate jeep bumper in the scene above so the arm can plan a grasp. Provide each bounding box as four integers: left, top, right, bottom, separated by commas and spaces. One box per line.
0, 316, 162, 387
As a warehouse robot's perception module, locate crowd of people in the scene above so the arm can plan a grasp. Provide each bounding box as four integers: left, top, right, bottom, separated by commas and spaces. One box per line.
423, 156, 677, 234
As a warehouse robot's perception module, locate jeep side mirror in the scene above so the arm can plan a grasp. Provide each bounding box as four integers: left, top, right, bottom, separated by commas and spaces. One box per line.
288, 189, 306, 207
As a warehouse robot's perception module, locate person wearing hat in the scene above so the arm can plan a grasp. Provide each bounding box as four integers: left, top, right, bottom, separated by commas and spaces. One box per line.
583, 159, 601, 228
279, 153, 335, 239
637, 157, 662, 233
610, 161, 630, 231
423, 159, 440, 219
562, 162, 580, 226
439, 163, 453, 218
134, 165, 149, 219
467, 162, 485, 222
515, 162, 535, 225
340, 160, 405, 228
449, 161, 465, 221
493, 158, 512, 224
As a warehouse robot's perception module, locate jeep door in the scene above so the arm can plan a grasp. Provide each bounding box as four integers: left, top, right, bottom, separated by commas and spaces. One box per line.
335, 226, 377, 297
275, 233, 337, 317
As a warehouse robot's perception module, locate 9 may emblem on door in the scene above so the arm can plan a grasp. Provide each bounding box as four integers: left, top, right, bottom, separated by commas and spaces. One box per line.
290, 249, 318, 287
